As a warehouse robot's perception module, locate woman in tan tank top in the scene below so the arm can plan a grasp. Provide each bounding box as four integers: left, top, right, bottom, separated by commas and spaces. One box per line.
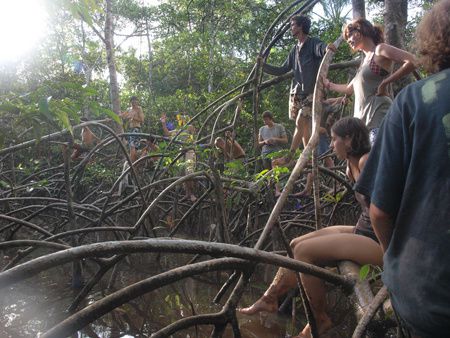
324, 18, 416, 143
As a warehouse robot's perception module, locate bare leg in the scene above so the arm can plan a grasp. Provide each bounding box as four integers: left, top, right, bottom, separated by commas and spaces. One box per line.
292, 172, 313, 197
130, 146, 137, 162
293, 232, 383, 337
299, 116, 312, 150
238, 226, 355, 315
290, 114, 305, 154
238, 267, 297, 314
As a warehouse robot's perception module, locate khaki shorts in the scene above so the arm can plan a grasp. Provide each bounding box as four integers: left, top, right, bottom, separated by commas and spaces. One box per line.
289, 90, 313, 120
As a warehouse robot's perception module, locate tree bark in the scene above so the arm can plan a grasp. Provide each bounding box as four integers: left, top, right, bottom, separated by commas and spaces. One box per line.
145, 18, 154, 98
384, 0, 407, 49
105, 0, 121, 128
352, 0, 366, 19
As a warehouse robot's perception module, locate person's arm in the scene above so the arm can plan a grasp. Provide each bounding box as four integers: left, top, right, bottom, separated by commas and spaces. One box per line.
313, 38, 330, 58
258, 132, 266, 147
370, 203, 394, 253
324, 77, 354, 95
375, 43, 417, 96
263, 47, 294, 76
269, 134, 288, 144
323, 96, 348, 106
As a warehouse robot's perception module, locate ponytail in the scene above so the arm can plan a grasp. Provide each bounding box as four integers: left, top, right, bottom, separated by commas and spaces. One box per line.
372, 25, 384, 45
345, 18, 385, 46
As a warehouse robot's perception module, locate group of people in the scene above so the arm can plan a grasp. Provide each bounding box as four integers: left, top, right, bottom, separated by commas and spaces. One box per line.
68, 3, 450, 336
239, 2, 450, 338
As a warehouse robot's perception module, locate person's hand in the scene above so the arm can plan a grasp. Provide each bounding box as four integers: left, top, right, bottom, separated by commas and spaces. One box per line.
376, 81, 389, 96
326, 43, 337, 52
323, 77, 331, 91
266, 138, 275, 145
160, 113, 167, 123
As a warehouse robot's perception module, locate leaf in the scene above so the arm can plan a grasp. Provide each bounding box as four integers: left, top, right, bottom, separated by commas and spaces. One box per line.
359, 264, 370, 281
104, 109, 122, 125
0, 180, 11, 189
255, 169, 269, 180
38, 96, 52, 114
55, 110, 73, 135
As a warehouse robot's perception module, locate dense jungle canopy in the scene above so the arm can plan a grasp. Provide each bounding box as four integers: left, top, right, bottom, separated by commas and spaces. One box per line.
0, 0, 438, 337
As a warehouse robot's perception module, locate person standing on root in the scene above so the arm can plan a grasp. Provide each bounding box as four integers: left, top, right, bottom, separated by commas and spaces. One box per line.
238, 117, 383, 338
160, 112, 197, 202
355, 1, 450, 337
258, 111, 288, 170
263, 15, 335, 164
120, 96, 145, 162
324, 18, 416, 144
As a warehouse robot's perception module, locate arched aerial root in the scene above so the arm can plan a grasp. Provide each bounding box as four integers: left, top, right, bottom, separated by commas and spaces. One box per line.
41, 258, 247, 338
0, 239, 352, 290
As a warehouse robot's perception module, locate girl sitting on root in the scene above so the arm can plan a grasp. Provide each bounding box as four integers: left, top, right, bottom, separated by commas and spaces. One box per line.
238, 117, 383, 338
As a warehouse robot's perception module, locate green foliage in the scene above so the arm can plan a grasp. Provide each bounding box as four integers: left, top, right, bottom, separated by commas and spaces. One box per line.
0, 76, 115, 144
223, 159, 247, 178
83, 162, 118, 185
359, 264, 383, 281
322, 191, 344, 203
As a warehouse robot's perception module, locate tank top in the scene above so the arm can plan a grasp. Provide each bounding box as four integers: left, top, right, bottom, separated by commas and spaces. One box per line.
352, 53, 392, 130
348, 162, 379, 243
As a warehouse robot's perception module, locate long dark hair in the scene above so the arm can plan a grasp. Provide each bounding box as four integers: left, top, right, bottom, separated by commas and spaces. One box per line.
344, 18, 384, 46
331, 117, 370, 157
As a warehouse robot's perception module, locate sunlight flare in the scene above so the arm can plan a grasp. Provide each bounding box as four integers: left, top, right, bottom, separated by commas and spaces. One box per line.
0, 0, 48, 63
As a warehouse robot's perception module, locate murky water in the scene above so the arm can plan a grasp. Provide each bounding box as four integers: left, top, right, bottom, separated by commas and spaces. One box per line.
0, 256, 296, 338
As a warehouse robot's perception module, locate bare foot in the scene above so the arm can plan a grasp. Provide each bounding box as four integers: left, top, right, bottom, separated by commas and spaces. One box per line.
237, 294, 278, 315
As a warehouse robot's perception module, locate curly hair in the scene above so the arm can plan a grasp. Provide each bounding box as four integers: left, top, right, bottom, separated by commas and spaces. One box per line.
344, 18, 384, 46
415, 0, 450, 73
331, 117, 370, 157
291, 15, 311, 35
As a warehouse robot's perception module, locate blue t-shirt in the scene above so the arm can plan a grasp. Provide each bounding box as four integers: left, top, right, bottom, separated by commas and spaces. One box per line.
355, 69, 450, 337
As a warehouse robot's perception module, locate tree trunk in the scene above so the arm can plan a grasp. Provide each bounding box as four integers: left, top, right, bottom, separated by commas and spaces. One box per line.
352, 0, 366, 19
105, 0, 121, 126
145, 18, 153, 98
384, 0, 407, 49
384, 0, 410, 95
207, 0, 216, 94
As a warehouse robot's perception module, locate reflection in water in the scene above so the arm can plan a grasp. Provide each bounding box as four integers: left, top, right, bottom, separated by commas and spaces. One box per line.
0, 262, 291, 338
